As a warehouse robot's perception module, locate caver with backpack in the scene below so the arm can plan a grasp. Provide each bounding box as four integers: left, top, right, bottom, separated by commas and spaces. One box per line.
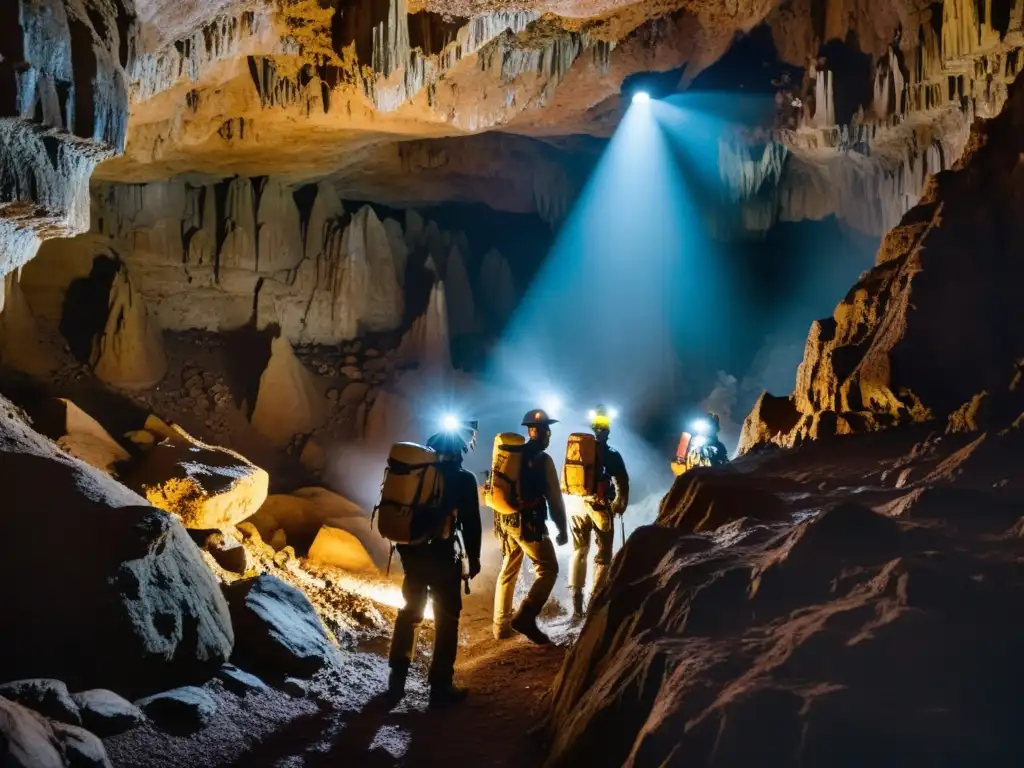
374, 425, 482, 708
561, 405, 630, 622
487, 408, 568, 645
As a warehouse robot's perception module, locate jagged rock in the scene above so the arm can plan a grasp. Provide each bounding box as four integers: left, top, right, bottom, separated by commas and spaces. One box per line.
0, 680, 81, 727
123, 420, 269, 529
223, 575, 341, 680
250, 334, 326, 448
307, 522, 381, 574
51, 722, 111, 768
0, 270, 55, 377
135, 687, 217, 732
743, 73, 1024, 447
71, 690, 145, 737
0, 397, 233, 697
216, 665, 270, 695
947, 392, 990, 434
404, 209, 424, 248
736, 392, 801, 455
0, 696, 65, 768
89, 261, 167, 390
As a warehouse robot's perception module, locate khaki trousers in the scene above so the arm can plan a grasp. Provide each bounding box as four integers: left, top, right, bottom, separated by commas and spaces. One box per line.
493, 524, 559, 627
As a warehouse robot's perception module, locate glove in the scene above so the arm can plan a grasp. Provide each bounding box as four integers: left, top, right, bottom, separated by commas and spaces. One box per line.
468, 559, 481, 580
555, 530, 568, 547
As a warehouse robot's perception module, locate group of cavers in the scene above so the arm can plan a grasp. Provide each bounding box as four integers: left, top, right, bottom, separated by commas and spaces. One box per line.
370, 404, 728, 708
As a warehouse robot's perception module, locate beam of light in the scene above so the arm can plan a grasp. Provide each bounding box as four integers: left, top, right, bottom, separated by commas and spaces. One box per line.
441, 413, 460, 431
692, 418, 711, 435
484, 94, 709, 500
632, 91, 650, 104
540, 393, 563, 417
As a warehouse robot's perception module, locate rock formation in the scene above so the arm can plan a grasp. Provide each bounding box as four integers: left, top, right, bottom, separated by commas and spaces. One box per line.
444, 245, 476, 339
123, 418, 270, 529
0, 270, 55, 377
739, 69, 1024, 453
51, 399, 131, 476
223, 574, 341, 680
397, 279, 452, 372
250, 334, 326, 449
0, 396, 234, 697
547, 424, 1024, 767
480, 248, 516, 326
89, 260, 167, 390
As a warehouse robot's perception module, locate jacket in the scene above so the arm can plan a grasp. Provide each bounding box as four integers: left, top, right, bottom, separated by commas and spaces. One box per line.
518, 441, 567, 537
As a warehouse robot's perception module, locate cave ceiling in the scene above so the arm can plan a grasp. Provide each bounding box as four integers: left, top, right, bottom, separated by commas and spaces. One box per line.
3, 0, 1024, 280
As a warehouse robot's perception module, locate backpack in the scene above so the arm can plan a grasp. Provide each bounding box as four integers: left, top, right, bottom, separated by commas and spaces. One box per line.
561, 432, 600, 497
486, 432, 530, 516
373, 442, 449, 544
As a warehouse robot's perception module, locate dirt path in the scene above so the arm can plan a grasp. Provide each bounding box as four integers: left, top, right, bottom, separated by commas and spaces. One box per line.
241, 568, 573, 768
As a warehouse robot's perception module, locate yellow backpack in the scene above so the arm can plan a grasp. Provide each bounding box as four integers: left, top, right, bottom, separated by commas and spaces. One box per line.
561, 432, 599, 497
373, 442, 448, 544
486, 432, 529, 516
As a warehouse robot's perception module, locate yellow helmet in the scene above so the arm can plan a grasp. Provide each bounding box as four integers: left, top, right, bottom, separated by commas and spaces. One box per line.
588, 405, 613, 431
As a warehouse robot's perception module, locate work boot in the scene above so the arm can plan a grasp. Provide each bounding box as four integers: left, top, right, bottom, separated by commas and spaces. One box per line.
570, 589, 585, 624
511, 605, 552, 645
429, 683, 469, 708
493, 622, 514, 640
386, 666, 407, 705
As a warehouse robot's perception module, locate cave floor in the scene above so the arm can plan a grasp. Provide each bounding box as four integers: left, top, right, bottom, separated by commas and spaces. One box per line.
237, 579, 570, 768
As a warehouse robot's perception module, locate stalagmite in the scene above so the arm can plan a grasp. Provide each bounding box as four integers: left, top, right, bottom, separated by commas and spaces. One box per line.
250, 334, 327, 448
480, 248, 516, 326
304, 182, 344, 263
398, 279, 451, 372
90, 262, 167, 390
341, 206, 404, 333
256, 179, 303, 273
444, 246, 475, 339
218, 177, 258, 273
383, 217, 408, 287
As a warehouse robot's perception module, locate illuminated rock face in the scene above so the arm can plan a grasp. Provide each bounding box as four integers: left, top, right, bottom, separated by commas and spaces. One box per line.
739, 69, 1024, 453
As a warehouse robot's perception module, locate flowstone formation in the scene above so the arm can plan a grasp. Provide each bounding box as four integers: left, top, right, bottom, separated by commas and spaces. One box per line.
739, 67, 1024, 454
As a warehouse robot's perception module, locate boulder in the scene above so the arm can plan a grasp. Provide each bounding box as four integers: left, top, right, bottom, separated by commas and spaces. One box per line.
0, 680, 81, 726
0, 696, 65, 768
307, 524, 379, 574
204, 531, 251, 574
223, 575, 340, 680
135, 686, 217, 733
89, 259, 167, 390
250, 334, 326, 449
0, 397, 233, 697
216, 665, 270, 695
71, 690, 145, 737
51, 722, 111, 768
245, 487, 365, 543
122, 421, 269, 529
51, 399, 130, 475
